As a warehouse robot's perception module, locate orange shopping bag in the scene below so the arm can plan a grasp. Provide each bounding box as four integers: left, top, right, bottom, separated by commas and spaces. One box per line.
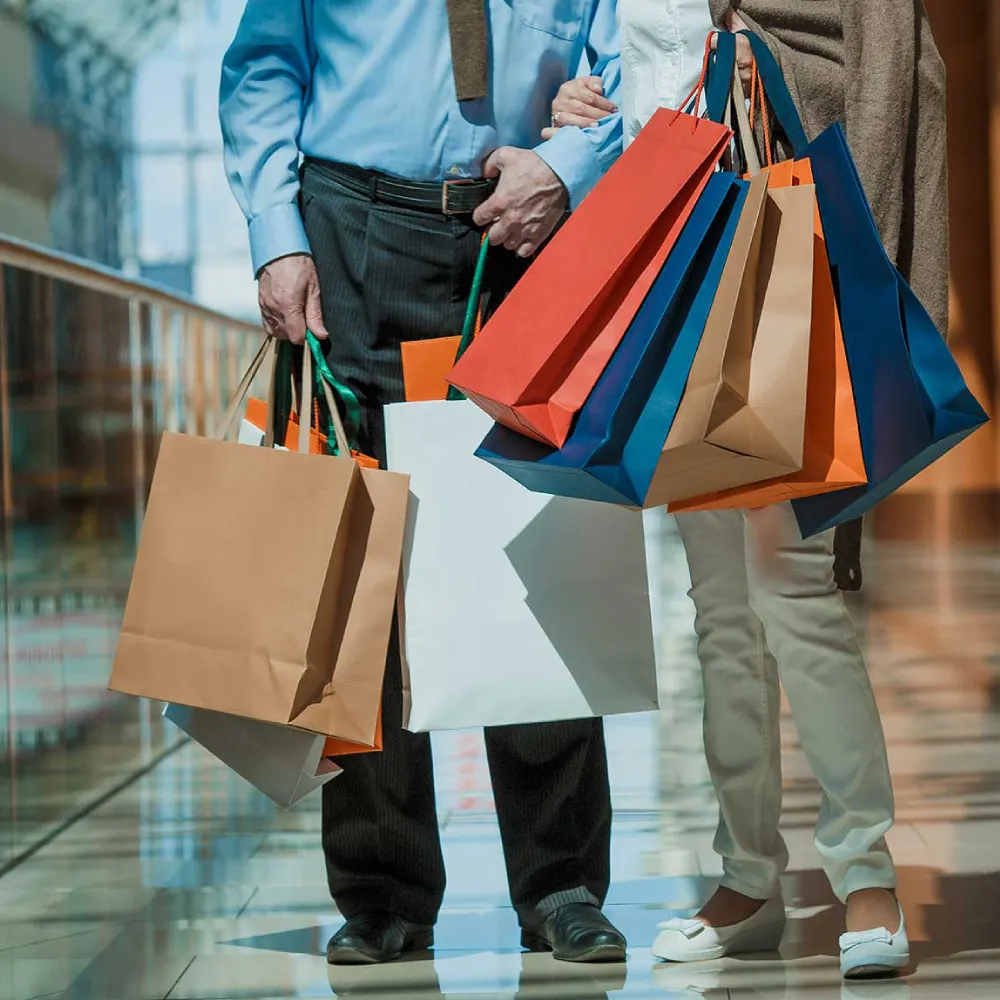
401, 337, 463, 402
324, 709, 383, 758
401, 234, 487, 402
669, 157, 866, 512
243, 397, 378, 468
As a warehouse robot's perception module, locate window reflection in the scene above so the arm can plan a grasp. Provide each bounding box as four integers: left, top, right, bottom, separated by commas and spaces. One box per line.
0, 258, 261, 867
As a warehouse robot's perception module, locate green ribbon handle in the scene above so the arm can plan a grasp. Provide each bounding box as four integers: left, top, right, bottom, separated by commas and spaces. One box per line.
303, 332, 363, 456
446, 235, 490, 402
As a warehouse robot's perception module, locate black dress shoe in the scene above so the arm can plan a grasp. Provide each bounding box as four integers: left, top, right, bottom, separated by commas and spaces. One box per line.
327, 911, 434, 965
521, 902, 626, 963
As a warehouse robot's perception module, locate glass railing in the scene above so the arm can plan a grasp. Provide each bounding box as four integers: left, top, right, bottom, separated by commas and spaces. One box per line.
0, 234, 264, 871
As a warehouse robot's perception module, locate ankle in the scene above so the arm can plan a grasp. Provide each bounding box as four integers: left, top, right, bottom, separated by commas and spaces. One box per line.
697, 886, 769, 928
845, 888, 900, 934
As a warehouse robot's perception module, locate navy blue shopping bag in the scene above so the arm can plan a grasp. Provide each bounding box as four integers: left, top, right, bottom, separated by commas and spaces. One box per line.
476, 170, 747, 505
713, 31, 987, 536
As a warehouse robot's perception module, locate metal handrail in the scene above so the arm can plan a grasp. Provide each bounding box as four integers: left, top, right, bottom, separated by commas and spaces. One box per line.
0, 233, 262, 335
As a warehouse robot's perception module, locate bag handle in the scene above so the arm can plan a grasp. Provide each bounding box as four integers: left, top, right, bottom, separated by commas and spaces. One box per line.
736, 31, 808, 154
704, 31, 736, 123
703, 32, 761, 176
677, 33, 721, 121
731, 61, 762, 176
304, 331, 356, 457
749, 64, 775, 167
215, 336, 273, 441
301, 334, 353, 457
446, 232, 489, 401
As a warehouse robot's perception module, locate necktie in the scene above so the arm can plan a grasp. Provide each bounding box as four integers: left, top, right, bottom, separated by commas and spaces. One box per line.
445, 0, 489, 102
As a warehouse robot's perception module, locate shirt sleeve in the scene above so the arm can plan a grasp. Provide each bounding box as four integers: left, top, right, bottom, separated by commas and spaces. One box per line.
533, 0, 624, 208
219, 0, 314, 277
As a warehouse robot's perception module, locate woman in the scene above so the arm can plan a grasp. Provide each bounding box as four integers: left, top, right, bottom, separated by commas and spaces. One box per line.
549, 0, 949, 979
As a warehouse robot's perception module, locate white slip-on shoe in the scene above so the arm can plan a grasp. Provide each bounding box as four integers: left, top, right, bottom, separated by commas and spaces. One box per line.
839, 903, 910, 979
652, 896, 786, 963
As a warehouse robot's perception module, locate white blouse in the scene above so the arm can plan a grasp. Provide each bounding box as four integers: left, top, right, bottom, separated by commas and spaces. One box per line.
618, 0, 716, 147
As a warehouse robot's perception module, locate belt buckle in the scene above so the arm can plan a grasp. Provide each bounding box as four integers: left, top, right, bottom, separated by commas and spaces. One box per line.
442, 178, 477, 215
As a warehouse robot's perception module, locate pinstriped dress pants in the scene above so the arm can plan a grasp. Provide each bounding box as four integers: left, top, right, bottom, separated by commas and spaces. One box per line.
300, 161, 612, 927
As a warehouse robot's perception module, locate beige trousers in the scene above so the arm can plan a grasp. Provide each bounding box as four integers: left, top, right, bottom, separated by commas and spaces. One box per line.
674, 502, 897, 902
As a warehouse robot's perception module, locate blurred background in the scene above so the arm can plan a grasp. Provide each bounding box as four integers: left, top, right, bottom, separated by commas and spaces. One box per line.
0, 0, 995, 887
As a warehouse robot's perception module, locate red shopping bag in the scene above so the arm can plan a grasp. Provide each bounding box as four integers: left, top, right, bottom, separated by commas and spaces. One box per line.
448, 106, 731, 447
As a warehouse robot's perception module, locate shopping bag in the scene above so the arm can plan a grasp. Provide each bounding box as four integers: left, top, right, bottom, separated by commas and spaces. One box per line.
384, 399, 658, 731
640, 172, 815, 505
239, 398, 378, 469
475, 172, 747, 505
448, 101, 732, 448
163, 702, 342, 808
726, 30, 988, 535
668, 153, 865, 511
110, 339, 409, 745
401, 337, 462, 402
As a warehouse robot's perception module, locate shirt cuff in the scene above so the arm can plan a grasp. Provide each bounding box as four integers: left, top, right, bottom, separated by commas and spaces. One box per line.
248, 203, 312, 277
534, 126, 605, 210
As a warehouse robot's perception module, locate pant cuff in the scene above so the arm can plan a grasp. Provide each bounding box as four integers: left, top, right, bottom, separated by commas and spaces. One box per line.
718, 873, 780, 902
332, 887, 440, 927
518, 886, 600, 925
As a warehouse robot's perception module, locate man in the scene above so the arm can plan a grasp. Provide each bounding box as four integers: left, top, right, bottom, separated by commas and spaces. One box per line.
220, 0, 624, 966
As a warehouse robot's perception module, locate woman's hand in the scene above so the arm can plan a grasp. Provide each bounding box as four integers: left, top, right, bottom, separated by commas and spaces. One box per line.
541, 76, 617, 140
711, 10, 754, 97
729, 10, 755, 96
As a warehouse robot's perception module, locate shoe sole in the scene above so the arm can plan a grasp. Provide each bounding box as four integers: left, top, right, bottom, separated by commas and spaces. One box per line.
842, 957, 909, 980
327, 930, 434, 966
521, 931, 626, 963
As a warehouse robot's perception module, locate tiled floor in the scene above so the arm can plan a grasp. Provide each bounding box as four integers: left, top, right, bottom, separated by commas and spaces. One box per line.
1, 515, 998, 999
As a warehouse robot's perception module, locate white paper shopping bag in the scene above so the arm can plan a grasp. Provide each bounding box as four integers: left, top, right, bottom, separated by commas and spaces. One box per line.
163, 704, 341, 808
384, 399, 659, 731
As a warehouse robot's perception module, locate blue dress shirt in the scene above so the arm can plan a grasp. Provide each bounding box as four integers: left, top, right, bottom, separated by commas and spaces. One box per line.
220, 0, 623, 275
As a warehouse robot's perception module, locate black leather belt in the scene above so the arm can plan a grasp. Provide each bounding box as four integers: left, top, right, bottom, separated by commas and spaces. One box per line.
305, 158, 496, 215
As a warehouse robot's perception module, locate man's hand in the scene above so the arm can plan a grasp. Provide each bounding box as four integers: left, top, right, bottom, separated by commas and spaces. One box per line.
472, 148, 567, 258
257, 254, 329, 345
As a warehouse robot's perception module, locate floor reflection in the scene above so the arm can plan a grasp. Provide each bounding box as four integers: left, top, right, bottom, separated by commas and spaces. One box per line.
0, 516, 998, 999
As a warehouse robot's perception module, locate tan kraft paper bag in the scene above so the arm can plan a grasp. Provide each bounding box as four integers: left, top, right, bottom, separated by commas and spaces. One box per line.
644, 170, 816, 506
110, 339, 409, 747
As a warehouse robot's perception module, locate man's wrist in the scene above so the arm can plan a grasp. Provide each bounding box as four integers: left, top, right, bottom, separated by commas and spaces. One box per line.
255, 252, 313, 280
249, 203, 312, 277
533, 126, 604, 210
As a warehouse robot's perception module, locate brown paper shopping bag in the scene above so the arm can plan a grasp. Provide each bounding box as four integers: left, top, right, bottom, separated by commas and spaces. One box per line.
668, 158, 866, 512
110, 339, 409, 747
644, 167, 816, 506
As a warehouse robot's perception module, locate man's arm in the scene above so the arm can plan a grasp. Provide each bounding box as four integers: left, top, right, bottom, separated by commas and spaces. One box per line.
471, 0, 623, 257
533, 0, 624, 208
220, 0, 313, 278
220, 0, 327, 342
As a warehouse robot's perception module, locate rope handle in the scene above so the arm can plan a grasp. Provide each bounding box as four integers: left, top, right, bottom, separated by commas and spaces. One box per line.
215, 336, 273, 442
678, 33, 717, 121
749, 63, 774, 168
302, 334, 352, 457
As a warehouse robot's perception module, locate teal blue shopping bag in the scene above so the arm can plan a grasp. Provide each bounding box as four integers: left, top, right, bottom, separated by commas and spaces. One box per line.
709, 30, 987, 536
